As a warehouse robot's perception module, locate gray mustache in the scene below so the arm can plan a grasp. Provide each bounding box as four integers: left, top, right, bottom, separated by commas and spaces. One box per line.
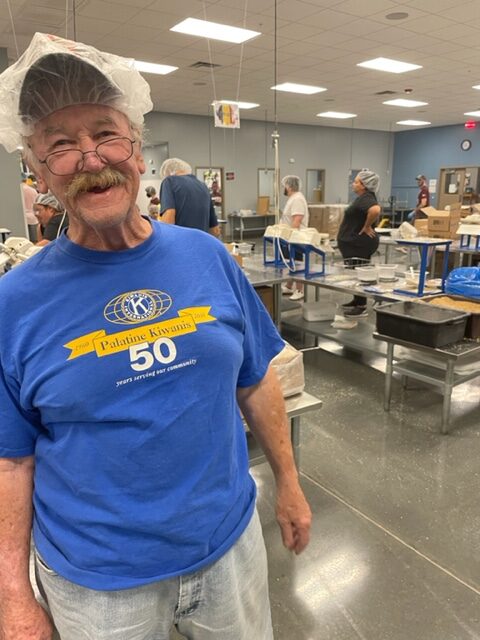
65, 168, 126, 198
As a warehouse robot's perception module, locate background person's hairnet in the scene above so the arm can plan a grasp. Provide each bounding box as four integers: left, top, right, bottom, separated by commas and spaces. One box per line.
34, 192, 64, 212
0, 32, 153, 153
356, 170, 380, 193
160, 158, 193, 178
281, 175, 301, 192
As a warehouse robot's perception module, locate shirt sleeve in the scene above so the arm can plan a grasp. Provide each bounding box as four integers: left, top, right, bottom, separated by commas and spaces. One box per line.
291, 194, 307, 217
0, 364, 41, 457
159, 178, 175, 214
231, 267, 285, 388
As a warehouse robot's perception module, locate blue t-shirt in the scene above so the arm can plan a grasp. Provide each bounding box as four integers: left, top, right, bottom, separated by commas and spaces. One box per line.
0, 221, 283, 590
160, 174, 218, 231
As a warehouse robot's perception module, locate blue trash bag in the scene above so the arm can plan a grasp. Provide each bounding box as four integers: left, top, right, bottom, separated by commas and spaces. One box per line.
445, 267, 480, 298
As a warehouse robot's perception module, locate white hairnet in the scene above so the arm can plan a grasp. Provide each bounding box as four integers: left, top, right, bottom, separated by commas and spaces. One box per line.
357, 169, 380, 193
281, 175, 301, 191
160, 158, 193, 178
0, 32, 153, 153
34, 192, 64, 211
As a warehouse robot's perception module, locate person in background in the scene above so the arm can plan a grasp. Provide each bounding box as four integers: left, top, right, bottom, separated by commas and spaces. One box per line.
159, 158, 220, 237
0, 33, 311, 640
407, 174, 429, 222
34, 192, 68, 245
337, 169, 381, 318
20, 174, 38, 242
145, 185, 160, 219
280, 175, 309, 301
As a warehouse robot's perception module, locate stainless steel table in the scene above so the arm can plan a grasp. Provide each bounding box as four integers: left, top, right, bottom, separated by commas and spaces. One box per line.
373, 332, 480, 434
228, 213, 276, 242
248, 391, 323, 468
243, 256, 287, 327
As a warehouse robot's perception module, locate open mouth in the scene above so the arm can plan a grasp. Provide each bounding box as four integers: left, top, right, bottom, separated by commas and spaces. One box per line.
87, 185, 111, 194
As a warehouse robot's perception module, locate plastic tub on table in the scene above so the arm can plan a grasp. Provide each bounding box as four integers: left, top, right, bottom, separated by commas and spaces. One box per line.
375, 300, 469, 348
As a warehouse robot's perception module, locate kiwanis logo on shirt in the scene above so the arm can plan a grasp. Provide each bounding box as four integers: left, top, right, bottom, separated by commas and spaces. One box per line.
63, 289, 216, 361
104, 289, 172, 325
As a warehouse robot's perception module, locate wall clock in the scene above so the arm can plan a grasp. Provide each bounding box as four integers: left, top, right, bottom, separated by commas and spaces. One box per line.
461, 139, 472, 151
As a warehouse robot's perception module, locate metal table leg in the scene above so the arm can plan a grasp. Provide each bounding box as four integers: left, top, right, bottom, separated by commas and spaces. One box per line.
273, 283, 281, 328
291, 415, 300, 468
441, 360, 455, 435
384, 343, 394, 411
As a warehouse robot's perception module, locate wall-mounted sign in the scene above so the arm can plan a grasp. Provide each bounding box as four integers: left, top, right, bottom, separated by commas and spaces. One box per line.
226, 171, 235, 181
213, 102, 240, 129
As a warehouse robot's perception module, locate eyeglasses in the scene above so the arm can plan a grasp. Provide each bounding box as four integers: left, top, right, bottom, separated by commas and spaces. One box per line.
39, 137, 136, 176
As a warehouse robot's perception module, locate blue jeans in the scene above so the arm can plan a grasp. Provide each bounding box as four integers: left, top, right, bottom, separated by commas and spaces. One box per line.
35, 509, 273, 640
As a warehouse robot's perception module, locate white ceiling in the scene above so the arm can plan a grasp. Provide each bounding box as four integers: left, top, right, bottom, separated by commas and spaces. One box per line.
3, 0, 480, 131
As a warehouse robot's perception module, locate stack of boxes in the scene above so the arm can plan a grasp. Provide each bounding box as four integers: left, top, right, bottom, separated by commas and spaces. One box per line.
414, 203, 463, 239
308, 204, 347, 238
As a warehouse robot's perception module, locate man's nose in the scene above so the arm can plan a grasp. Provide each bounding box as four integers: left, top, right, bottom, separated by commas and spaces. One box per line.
81, 148, 107, 172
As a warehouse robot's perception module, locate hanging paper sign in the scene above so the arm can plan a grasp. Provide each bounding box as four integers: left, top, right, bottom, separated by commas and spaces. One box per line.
213, 102, 240, 129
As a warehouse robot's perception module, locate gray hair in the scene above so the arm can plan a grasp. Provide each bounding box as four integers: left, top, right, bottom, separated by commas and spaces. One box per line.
357, 169, 380, 193
281, 175, 301, 192
160, 158, 192, 178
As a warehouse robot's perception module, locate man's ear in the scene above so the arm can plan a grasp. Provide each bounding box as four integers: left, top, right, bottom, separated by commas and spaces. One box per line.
35, 174, 49, 194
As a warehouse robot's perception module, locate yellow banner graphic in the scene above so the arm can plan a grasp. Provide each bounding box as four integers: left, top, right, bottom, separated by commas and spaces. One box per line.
64, 306, 216, 360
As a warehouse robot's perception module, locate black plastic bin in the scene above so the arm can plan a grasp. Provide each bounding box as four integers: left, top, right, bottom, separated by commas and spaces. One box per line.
375, 301, 469, 348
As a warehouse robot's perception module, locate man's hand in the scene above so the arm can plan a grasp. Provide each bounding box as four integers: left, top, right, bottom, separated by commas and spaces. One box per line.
275, 478, 312, 554
0, 598, 54, 640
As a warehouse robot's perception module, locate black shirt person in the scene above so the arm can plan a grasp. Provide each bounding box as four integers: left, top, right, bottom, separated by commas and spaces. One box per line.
337, 170, 381, 317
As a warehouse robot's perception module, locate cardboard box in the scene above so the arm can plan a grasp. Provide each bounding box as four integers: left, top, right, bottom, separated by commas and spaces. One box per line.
419, 206, 462, 238
256, 196, 270, 215
255, 285, 274, 319
414, 219, 429, 236
308, 205, 346, 238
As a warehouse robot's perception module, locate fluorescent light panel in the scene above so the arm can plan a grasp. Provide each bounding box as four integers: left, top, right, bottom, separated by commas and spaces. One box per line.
272, 82, 326, 95
317, 111, 357, 119
214, 100, 259, 109
133, 60, 178, 75
472, 85, 480, 90
170, 18, 260, 43
464, 110, 480, 117
397, 120, 431, 126
357, 57, 422, 74
383, 98, 428, 107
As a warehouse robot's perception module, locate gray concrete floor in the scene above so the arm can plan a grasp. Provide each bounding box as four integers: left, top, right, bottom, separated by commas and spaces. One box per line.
252, 332, 480, 639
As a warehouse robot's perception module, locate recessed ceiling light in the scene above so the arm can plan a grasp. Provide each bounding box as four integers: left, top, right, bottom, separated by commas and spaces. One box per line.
397, 120, 431, 126
271, 82, 326, 95
212, 100, 259, 109
317, 111, 357, 119
358, 57, 422, 74
465, 110, 480, 117
133, 60, 178, 75
383, 98, 428, 107
386, 12, 409, 20
170, 18, 260, 44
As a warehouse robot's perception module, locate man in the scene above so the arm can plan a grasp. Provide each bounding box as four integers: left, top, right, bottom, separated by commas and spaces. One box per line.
20, 174, 39, 242
159, 158, 220, 237
0, 33, 311, 640
280, 175, 309, 301
407, 174, 429, 222
33, 193, 68, 245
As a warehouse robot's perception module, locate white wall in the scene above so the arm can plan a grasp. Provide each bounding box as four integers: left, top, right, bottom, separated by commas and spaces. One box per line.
145, 111, 394, 211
